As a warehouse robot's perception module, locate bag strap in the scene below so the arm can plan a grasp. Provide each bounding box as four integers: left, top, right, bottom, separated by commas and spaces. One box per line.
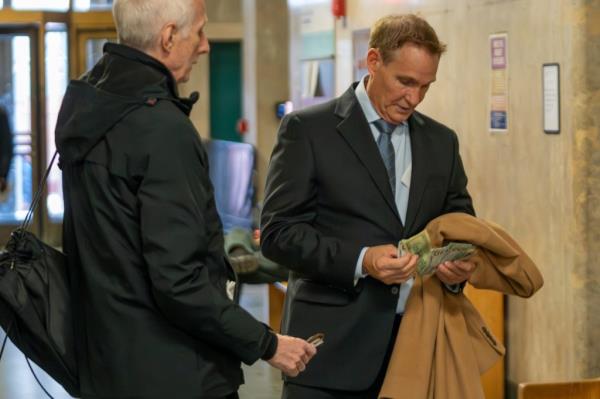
19, 151, 58, 232
0, 322, 11, 360
25, 355, 55, 398
21, 93, 175, 232
20, 93, 169, 233
6, 152, 59, 398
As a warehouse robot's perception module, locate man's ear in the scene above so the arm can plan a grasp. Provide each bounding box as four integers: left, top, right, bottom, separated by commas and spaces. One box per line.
366, 48, 382, 75
159, 22, 177, 54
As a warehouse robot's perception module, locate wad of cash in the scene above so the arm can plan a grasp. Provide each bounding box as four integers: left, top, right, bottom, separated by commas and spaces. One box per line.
398, 231, 476, 276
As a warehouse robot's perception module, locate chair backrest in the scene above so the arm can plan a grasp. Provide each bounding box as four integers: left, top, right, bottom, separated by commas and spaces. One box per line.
518, 379, 600, 399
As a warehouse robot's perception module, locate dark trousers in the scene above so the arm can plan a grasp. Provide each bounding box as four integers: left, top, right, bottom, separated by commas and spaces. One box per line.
282, 316, 402, 399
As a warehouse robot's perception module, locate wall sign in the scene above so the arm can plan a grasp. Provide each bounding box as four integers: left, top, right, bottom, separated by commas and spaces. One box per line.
542, 63, 560, 134
489, 33, 508, 133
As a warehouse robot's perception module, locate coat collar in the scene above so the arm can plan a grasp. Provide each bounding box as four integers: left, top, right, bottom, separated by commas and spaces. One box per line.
101, 43, 199, 115
334, 83, 428, 235
104, 42, 179, 96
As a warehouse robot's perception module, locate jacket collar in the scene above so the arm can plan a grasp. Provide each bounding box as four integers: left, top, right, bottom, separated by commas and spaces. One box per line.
104, 43, 179, 96
334, 82, 425, 126
102, 43, 198, 115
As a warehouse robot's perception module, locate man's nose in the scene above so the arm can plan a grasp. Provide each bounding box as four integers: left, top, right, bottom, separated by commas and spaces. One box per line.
404, 87, 419, 107
200, 39, 210, 55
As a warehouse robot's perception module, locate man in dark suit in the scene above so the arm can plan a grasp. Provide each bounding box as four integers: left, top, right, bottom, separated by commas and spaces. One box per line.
261, 14, 477, 398
55, 0, 315, 398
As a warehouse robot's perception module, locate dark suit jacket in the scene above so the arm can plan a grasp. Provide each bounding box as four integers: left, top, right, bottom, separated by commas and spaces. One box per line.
260, 83, 475, 391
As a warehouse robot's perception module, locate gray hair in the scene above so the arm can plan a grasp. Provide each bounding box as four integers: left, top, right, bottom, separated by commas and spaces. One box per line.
112, 0, 198, 51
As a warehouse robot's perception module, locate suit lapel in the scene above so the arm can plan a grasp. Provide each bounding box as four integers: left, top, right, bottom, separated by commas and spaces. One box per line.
404, 112, 428, 234
335, 86, 400, 220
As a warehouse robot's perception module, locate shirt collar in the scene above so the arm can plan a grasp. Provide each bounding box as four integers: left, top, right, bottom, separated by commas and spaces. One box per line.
354, 75, 409, 127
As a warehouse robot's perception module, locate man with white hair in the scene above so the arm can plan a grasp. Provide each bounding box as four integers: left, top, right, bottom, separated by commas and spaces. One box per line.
55, 0, 316, 398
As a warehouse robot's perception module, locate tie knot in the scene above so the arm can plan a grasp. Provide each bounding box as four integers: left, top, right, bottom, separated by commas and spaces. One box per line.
373, 119, 397, 135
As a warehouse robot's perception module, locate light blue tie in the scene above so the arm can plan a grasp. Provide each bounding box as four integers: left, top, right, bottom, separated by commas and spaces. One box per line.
373, 119, 396, 195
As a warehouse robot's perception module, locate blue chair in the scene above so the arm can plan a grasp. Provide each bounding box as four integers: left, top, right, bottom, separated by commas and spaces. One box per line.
205, 139, 289, 290
205, 139, 255, 234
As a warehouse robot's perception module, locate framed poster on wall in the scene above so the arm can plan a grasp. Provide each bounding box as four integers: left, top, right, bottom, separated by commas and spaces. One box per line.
542, 63, 560, 134
489, 33, 508, 133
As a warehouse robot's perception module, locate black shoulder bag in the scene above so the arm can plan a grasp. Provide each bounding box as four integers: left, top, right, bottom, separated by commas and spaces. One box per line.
0, 151, 79, 398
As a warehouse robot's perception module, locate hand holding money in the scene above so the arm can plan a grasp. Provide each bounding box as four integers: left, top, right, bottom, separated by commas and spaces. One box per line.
397, 230, 432, 276
362, 244, 418, 285
267, 334, 317, 377
307, 333, 324, 348
436, 259, 476, 285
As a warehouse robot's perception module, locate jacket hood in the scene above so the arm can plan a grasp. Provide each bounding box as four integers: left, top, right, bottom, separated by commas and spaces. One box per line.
55, 43, 198, 162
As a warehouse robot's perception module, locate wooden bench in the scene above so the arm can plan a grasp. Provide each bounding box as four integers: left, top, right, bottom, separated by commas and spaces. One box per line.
518, 378, 600, 399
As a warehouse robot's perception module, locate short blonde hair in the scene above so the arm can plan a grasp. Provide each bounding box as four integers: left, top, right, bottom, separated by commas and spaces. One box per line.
369, 14, 446, 63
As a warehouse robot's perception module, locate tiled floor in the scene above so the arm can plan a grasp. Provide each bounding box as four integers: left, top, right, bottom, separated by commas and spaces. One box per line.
0, 284, 282, 399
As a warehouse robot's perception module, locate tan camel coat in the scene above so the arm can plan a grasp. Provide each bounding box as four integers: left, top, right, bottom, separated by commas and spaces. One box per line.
379, 213, 544, 399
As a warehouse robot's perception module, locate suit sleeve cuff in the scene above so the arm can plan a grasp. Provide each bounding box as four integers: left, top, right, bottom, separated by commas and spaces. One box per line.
354, 247, 368, 286
444, 282, 463, 294
260, 328, 278, 361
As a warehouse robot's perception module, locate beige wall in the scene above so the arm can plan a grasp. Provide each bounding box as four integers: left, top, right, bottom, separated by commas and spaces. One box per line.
327, 0, 599, 392
205, 0, 242, 23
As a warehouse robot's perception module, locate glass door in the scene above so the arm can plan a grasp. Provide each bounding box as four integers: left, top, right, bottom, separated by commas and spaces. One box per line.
0, 9, 70, 246
42, 21, 69, 245
0, 10, 114, 246
0, 26, 39, 240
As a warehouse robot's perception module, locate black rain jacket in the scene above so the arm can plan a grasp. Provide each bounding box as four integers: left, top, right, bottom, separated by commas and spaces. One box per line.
55, 43, 276, 399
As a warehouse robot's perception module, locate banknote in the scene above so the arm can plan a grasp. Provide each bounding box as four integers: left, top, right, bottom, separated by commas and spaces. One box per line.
397, 230, 431, 274
307, 333, 325, 348
398, 232, 476, 276
420, 242, 476, 275
430, 242, 476, 266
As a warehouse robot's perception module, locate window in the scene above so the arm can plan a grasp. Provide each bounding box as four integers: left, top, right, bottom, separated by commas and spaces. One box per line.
85, 38, 109, 71
11, 0, 69, 11
0, 34, 33, 224
73, 0, 113, 11
45, 24, 68, 221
